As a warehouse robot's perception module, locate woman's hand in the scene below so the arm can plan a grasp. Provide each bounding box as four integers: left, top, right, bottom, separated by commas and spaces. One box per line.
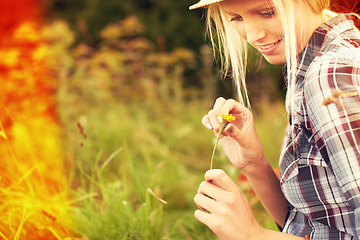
202, 97, 264, 171
194, 169, 263, 240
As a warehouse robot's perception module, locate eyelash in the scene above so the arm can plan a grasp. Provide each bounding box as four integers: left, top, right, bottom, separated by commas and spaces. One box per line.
229, 9, 276, 22
260, 9, 275, 18
230, 16, 243, 22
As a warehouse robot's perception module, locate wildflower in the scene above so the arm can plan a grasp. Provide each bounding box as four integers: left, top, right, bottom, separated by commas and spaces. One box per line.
219, 113, 236, 123
210, 114, 236, 170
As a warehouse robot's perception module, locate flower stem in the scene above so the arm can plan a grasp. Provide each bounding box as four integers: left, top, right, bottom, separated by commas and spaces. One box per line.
210, 124, 225, 170
209, 114, 235, 170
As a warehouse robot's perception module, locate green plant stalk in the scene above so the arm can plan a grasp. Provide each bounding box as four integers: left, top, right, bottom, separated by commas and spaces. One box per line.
210, 122, 228, 170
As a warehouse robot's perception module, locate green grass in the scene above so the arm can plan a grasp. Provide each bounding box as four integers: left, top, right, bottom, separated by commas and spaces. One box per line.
58, 92, 287, 239
69, 149, 166, 239
59, 97, 216, 239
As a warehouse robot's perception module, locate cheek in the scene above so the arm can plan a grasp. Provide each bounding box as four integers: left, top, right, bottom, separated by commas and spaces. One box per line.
234, 23, 246, 40
270, 18, 284, 38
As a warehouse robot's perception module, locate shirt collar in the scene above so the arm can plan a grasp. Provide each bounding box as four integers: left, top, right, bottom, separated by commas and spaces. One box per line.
296, 14, 356, 81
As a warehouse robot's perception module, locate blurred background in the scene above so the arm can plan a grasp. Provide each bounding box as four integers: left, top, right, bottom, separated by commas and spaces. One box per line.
0, 0, 359, 239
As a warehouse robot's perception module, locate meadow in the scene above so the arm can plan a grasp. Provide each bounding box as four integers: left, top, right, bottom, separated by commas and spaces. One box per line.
1, 15, 287, 239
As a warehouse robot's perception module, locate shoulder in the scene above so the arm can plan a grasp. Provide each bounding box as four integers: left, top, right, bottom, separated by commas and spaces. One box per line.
304, 49, 360, 94
306, 25, 360, 79
302, 49, 360, 117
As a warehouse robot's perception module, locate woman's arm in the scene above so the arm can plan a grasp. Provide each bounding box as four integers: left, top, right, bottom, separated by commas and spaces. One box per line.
241, 156, 288, 228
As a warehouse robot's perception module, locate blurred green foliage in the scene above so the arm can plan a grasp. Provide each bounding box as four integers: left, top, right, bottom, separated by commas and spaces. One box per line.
43, 0, 286, 104
44, 0, 205, 51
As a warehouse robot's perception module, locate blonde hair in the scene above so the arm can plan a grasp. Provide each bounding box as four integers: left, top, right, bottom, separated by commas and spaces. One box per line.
206, 6, 250, 107
205, 0, 334, 112
272, 0, 332, 114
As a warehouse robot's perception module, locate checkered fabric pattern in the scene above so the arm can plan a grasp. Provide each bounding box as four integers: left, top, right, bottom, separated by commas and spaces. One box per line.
279, 14, 360, 239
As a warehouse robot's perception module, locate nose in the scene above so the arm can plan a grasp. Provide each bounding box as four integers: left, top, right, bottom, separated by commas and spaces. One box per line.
243, 21, 266, 44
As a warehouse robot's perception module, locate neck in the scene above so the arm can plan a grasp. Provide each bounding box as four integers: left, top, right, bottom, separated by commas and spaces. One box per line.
302, 12, 326, 46
323, 9, 340, 25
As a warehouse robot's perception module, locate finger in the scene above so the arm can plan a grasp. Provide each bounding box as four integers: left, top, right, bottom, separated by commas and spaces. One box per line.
213, 97, 227, 113
220, 99, 250, 116
194, 209, 213, 225
202, 115, 213, 130
219, 99, 250, 132
223, 123, 244, 142
194, 193, 216, 213
197, 181, 225, 200
194, 210, 222, 234
204, 169, 238, 192
208, 110, 221, 132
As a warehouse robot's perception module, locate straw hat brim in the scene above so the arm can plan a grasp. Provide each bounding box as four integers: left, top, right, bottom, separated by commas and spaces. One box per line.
189, 0, 223, 10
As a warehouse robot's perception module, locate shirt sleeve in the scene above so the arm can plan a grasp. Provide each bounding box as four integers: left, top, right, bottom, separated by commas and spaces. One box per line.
304, 55, 360, 235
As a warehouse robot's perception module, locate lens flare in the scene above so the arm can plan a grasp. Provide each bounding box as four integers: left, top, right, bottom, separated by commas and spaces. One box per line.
0, 0, 74, 239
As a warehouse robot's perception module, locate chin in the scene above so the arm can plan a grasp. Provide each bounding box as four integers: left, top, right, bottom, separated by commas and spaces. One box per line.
263, 55, 286, 65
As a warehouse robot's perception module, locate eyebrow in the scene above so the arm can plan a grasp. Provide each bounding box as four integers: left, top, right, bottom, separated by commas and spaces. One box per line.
225, 7, 273, 15
224, 2, 274, 15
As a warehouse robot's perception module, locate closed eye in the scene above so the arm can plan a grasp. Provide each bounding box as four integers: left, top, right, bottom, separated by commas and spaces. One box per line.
229, 15, 243, 22
259, 9, 275, 18
229, 8, 275, 22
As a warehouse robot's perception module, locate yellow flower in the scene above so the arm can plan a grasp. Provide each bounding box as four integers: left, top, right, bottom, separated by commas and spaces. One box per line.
219, 114, 236, 123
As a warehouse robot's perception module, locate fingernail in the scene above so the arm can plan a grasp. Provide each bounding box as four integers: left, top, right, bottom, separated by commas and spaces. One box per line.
217, 115, 223, 123
206, 123, 213, 130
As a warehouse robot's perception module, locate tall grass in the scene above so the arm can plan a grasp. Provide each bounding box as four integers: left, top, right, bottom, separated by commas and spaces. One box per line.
58, 96, 286, 239
61, 99, 219, 239
70, 147, 165, 239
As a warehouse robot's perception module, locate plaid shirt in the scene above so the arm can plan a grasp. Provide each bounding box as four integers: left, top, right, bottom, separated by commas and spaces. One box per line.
279, 14, 360, 239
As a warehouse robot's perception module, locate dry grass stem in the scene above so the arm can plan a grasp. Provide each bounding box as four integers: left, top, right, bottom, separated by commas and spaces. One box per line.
322, 89, 359, 107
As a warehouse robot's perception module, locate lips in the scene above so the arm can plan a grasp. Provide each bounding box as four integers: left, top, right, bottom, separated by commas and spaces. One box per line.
259, 40, 280, 50
256, 39, 282, 54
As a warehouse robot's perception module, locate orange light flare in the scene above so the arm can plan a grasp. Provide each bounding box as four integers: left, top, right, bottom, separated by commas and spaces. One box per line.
0, 0, 76, 239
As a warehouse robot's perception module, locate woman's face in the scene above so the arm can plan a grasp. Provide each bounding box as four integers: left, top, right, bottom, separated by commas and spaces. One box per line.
220, 0, 324, 65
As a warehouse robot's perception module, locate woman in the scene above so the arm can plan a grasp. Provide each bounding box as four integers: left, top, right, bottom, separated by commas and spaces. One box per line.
190, 0, 360, 239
